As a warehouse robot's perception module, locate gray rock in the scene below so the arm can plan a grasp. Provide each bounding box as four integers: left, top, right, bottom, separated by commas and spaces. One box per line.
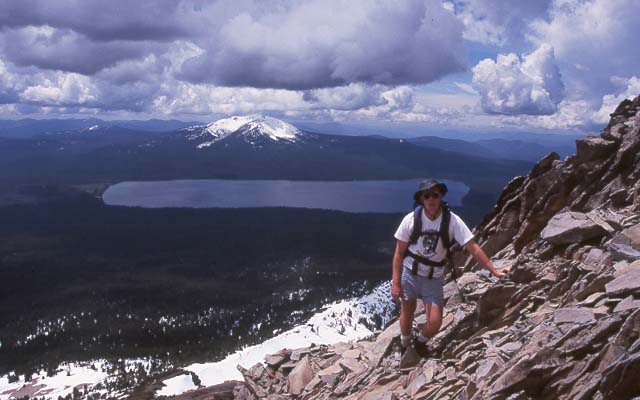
264, 353, 289, 368
405, 369, 429, 397
583, 248, 605, 266
599, 352, 640, 399
247, 363, 265, 380
586, 210, 615, 233
498, 341, 523, 357
563, 315, 624, 357
339, 357, 365, 374
575, 274, 615, 301
342, 349, 361, 359
278, 360, 298, 372
605, 269, 640, 297
554, 308, 596, 324
613, 260, 640, 277
475, 358, 502, 381
541, 211, 609, 245
360, 390, 398, 400
478, 284, 519, 325
613, 295, 640, 312
317, 362, 342, 379
577, 292, 607, 307
366, 320, 399, 367
287, 356, 314, 395
510, 262, 539, 283
576, 137, 617, 161
608, 223, 640, 261
399, 345, 421, 370
488, 350, 561, 397
290, 348, 310, 361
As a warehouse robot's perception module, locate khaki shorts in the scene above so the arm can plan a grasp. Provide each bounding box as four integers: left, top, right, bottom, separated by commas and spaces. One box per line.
400, 266, 444, 306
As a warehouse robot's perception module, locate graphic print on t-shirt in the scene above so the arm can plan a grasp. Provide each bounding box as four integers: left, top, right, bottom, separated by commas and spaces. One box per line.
419, 229, 440, 258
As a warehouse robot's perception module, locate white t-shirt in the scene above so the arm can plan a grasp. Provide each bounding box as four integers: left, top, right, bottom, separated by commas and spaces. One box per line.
394, 208, 474, 278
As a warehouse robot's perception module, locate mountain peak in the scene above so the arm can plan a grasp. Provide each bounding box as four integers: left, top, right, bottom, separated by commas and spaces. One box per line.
200, 115, 302, 147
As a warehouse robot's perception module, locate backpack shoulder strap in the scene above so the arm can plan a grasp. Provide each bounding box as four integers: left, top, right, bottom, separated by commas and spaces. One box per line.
439, 202, 461, 279
439, 202, 452, 256
408, 205, 423, 245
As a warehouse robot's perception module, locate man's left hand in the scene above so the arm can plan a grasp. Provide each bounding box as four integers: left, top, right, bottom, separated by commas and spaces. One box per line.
494, 264, 511, 278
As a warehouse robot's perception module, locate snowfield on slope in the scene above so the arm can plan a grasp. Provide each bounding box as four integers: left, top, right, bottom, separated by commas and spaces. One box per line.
177, 281, 395, 393
0, 282, 395, 399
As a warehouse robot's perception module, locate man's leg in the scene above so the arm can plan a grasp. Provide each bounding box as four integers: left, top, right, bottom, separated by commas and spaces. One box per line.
420, 303, 443, 338
399, 299, 417, 348
413, 303, 442, 357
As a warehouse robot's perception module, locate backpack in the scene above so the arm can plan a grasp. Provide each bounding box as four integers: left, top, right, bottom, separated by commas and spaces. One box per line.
404, 201, 459, 279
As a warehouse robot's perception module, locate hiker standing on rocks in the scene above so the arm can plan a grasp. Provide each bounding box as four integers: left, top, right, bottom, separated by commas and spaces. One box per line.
391, 179, 509, 356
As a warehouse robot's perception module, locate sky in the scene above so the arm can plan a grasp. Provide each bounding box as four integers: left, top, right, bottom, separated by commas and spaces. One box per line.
0, 0, 638, 134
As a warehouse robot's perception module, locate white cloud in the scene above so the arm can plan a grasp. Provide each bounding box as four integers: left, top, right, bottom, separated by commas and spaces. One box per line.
529, 0, 640, 104
0, 25, 167, 75
21, 73, 97, 105
302, 84, 390, 111
472, 44, 564, 115
454, 82, 477, 95
455, 0, 551, 45
152, 84, 306, 116
593, 76, 640, 124
179, 0, 466, 89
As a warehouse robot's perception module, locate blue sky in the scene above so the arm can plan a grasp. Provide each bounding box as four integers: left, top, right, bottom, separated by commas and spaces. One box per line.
0, 0, 638, 135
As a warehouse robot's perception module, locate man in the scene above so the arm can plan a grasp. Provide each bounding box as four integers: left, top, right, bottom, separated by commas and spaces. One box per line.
391, 179, 509, 357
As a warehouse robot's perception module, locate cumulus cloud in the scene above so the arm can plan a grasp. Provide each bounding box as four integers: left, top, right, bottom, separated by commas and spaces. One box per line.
179, 0, 466, 89
453, 0, 551, 45
21, 73, 97, 105
0, 0, 193, 41
0, 59, 22, 103
0, 0, 636, 132
0, 26, 168, 75
302, 84, 390, 111
0, 0, 469, 118
472, 44, 564, 115
529, 0, 640, 105
593, 76, 640, 124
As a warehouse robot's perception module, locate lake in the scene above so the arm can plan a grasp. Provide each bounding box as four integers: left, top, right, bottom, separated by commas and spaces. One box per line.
102, 179, 469, 213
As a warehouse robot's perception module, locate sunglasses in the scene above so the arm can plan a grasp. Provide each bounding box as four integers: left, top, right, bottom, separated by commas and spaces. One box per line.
422, 191, 441, 199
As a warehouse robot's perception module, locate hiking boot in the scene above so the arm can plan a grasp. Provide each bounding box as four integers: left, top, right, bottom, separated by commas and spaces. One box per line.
399, 345, 421, 369
413, 338, 429, 358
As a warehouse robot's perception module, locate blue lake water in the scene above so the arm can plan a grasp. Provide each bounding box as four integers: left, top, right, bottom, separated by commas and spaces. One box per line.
102, 179, 469, 213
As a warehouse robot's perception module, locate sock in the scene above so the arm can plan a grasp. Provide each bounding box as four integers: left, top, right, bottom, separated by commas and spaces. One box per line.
417, 333, 429, 343
400, 334, 412, 348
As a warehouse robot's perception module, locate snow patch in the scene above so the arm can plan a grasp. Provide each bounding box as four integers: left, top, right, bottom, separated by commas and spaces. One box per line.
181, 281, 394, 390
0, 359, 156, 400
0, 362, 108, 400
157, 374, 197, 396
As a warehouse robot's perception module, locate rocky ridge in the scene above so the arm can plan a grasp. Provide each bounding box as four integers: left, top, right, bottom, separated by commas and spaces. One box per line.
166, 96, 640, 400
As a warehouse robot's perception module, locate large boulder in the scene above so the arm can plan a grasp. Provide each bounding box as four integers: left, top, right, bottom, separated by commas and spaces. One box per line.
541, 211, 610, 245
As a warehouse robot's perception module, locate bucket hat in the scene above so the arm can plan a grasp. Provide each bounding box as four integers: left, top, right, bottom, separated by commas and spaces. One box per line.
413, 179, 448, 203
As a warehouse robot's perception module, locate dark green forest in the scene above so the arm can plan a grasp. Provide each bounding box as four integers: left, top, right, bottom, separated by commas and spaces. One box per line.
0, 193, 402, 376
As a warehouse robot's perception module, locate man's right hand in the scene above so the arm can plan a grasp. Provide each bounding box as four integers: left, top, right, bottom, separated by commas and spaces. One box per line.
391, 281, 403, 302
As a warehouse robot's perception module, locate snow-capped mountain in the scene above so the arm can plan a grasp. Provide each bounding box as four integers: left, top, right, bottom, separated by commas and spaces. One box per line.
188, 115, 304, 148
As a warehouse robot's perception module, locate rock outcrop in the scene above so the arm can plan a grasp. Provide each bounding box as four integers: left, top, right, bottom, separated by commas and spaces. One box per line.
218, 96, 640, 399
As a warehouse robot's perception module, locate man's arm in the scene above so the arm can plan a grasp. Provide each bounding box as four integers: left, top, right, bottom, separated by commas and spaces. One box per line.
464, 239, 509, 278
391, 240, 409, 301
